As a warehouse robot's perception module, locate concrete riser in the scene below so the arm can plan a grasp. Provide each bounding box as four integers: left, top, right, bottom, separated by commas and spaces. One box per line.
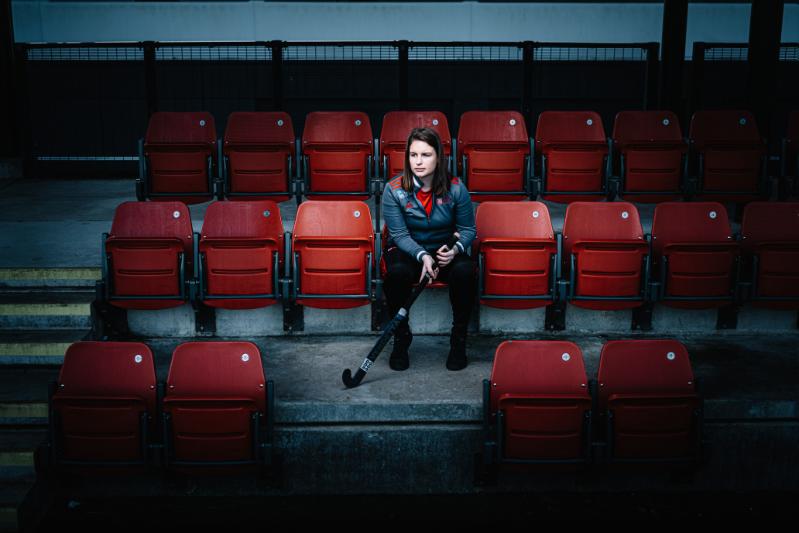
121, 298, 798, 338
0, 316, 91, 329
273, 421, 799, 494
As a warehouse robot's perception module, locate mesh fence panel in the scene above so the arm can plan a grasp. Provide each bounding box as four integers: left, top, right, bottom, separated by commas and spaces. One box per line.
26, 47, 144, 61
155, 45, 272, 61
283, 45, 398, 61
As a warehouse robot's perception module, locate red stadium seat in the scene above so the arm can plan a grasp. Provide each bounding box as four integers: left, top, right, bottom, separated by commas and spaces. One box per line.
612, 110, 686, 202
222, 112, 295, 202
741, 202, 799, 309
199, 201, 285, 309
50, 342, 156, 466
292, 201, 374, 308
535, 111, 608, 202
475, 202, 557, 309
380, 111, 452, 180
162, 341, 273, 467
301, 111, 374, 200
457, 111, 531, 201
652, 202, 739, 309
483, 340, 591, 465
103, 201, 193, 310
138, 111, 217, 204
562, 202, 649, 310
597, 340, 702, 463
688, 110, 766, 201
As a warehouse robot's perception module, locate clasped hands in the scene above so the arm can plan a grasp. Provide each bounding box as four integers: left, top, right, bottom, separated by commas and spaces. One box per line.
419, 233, 460, 283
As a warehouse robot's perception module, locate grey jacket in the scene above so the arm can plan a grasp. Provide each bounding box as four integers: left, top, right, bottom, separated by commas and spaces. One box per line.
382, 174, 476, 262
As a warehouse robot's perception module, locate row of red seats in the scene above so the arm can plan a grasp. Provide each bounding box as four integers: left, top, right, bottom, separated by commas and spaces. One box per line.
100, 200, 799, 313
481, 338, 702, 473
45, 341, 274, 470
44, 338, 701, 475
479, 200, 799, 311
136, 109, 798, 206
101, 200, 374, 311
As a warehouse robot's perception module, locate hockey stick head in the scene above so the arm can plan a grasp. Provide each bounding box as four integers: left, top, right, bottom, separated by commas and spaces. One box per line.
342, 368, 366, 388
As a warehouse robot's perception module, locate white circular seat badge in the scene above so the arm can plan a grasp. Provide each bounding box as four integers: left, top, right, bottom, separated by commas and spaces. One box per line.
134, 354, 143, 364
199, 120, 206, 127
666, 351, 676, 361
709, 211, 717, 219
586, 119, 593, 126
662, 119, 670, 126
173, 211, 181, 219
621, 211, 629, 219
353, 210, 361, 218
562, 353, 571, 362
241, 353, 250, 362
432, 119, 439, 126
509, 119, 516, 126
532, 211, 540, 219
277, 119, 284, 127
355, 120, 362, 126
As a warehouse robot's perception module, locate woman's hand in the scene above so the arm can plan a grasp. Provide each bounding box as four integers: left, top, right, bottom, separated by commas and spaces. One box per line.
420, 254, 439, 282
436, 233, 460, 268
435, 243, 458, 268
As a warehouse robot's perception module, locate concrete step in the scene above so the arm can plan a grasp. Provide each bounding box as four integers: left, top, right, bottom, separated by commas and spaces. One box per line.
0, 483, 29, 533
0, 330, 88, 366
0, 268, 100, 290
0, 431, 43, 533
0, 292, 93, 330
0, 404, 47, 428
0, 431, 42, 470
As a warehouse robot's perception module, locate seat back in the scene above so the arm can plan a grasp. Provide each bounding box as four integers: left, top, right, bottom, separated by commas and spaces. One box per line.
199, 201, 284, 309
536, 111, 608, 201
562, 202, 648, 310
143, 111, 217, 203
612, 111, 686, 201
652, 202, 738, 308
163, 341, 266, 464
457, 111, 530, 200
105, 201, 193, 310
292, 201, 374, 308
597, 340, 700, 461
490, 341, 591, 461
302, 111, 373, 200
741, 202, 799, 308
52, 342, 156, 464
223, 112, 295, 202
689, 110, 765, 199
380, 111, 451, 179
475, 202, 556, 309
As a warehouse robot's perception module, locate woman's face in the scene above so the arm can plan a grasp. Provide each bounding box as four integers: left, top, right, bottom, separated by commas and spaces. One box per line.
408, 139, 438, 181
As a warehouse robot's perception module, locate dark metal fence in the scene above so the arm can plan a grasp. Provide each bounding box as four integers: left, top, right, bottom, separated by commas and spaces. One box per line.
16, 40, 658, 178
691, 42, 799, 151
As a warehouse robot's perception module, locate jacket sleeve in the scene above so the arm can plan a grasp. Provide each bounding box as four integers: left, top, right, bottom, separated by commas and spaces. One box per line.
382, 182, 429, 262
453, 184, 476, 254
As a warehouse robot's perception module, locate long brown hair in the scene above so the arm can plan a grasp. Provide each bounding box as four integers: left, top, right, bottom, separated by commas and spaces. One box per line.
402, 127, 449, 196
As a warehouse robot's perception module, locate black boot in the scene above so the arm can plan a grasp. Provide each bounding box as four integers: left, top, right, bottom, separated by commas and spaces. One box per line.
389, 322, 412, 371
446, 325, 468, 371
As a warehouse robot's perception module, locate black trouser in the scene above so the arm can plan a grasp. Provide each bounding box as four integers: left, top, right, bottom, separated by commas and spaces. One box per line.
383, 247, 476, 329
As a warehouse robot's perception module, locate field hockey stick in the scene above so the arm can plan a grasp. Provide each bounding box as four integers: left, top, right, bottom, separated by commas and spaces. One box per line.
342, 234, 459, 388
